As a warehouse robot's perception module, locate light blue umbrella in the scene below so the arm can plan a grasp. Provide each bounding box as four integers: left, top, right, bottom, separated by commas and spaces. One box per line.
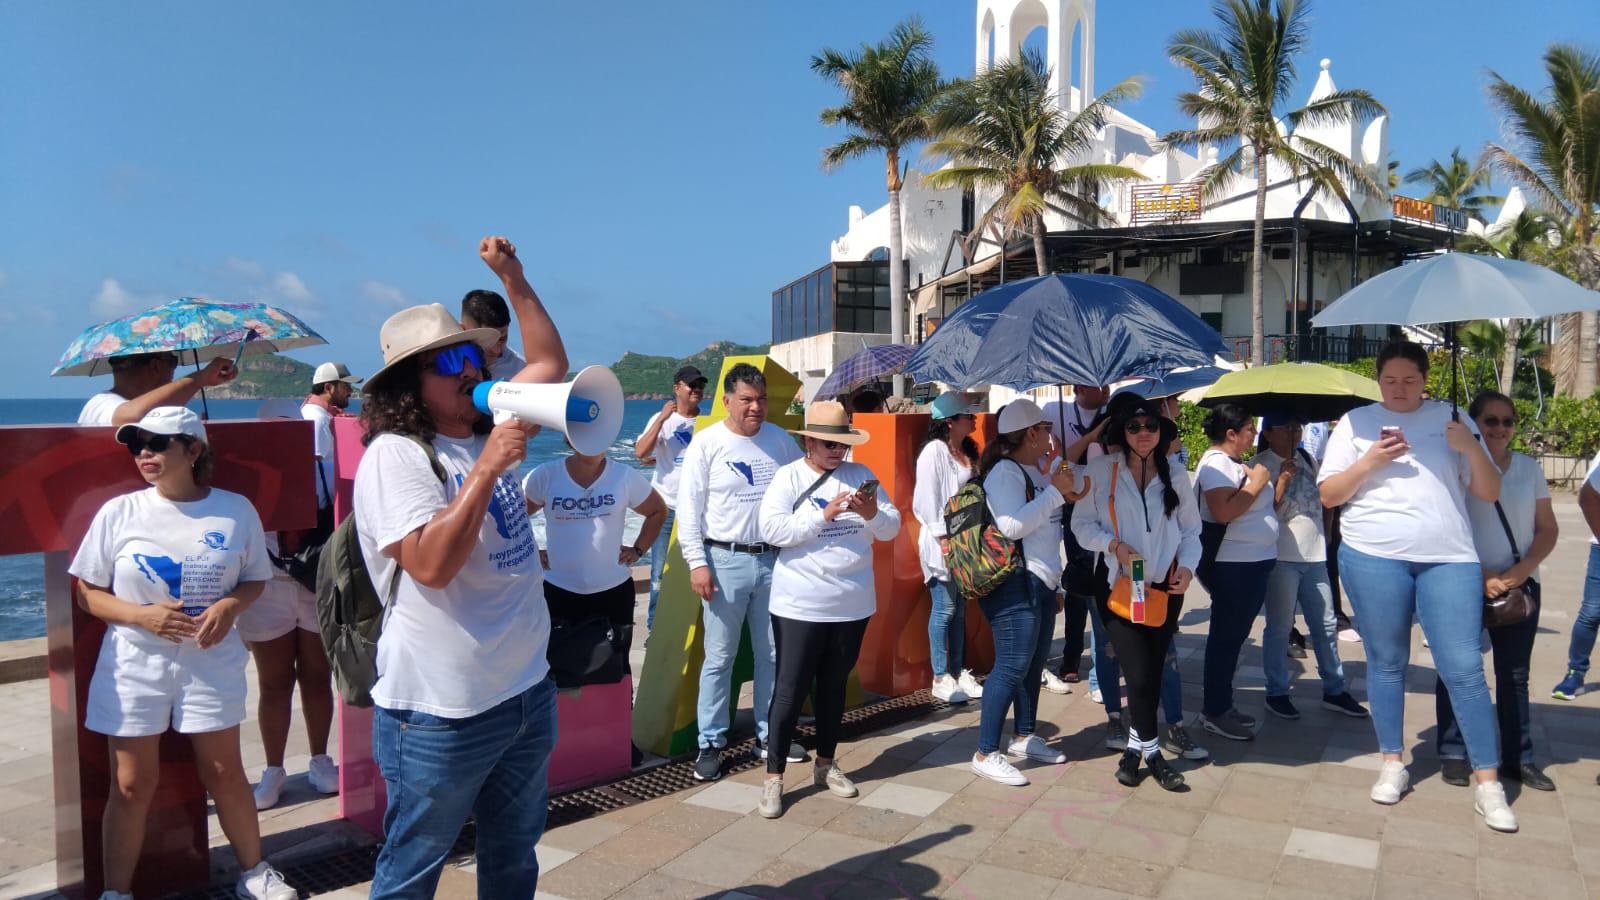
1310, 252, 1600, 328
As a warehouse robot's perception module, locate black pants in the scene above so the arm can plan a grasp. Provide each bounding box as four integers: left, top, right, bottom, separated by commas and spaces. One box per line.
766, 614, 870, 774
1435, 604, 1539, 767
545, 579, 635, 673
1096, 581, 1185, 741
1325, 506, 1347, 621
1053, 590, 1091, 678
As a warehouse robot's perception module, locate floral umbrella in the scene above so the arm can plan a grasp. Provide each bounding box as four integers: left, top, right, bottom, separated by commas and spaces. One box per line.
51, 297, 326, 377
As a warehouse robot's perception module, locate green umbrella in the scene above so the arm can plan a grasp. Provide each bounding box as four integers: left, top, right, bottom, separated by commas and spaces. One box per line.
1199, 362, 1381, 421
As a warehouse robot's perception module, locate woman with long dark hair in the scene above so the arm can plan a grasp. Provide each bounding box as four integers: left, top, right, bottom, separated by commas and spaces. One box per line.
968, 399, 1083, 786
1071, 397, 1199, 790
913, 392, 983, 703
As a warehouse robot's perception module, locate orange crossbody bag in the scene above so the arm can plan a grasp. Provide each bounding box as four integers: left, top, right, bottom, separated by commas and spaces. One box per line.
1106, 461, 1172, 628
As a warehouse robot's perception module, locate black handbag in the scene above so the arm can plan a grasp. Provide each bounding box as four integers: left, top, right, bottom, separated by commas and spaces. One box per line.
547, 615, 628, 688
1483, 500, 1540, 628
271, 464, 335, 593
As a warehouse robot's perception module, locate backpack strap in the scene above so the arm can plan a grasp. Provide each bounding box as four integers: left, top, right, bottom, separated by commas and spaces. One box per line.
382, 435, 451, 608
1492, 500, 1524, 564
791, 468, 835, 513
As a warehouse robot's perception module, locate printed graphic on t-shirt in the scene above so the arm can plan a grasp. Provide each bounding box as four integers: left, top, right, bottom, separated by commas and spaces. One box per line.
727, 460, 755, 486
455, 472, 538, 571
547, 492, 621, 517
132, 531, 235, 616
670, 424, 695, 461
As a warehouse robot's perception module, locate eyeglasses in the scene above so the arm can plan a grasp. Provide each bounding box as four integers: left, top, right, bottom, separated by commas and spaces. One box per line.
818, 440, 848, 451
126, 433, 188, 456
1124, 421, 1162, 434
1481, 415, 1517, 428
427, 343, 485, 376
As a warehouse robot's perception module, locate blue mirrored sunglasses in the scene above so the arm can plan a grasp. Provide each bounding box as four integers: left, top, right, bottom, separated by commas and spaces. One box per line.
428, 343, 485, 376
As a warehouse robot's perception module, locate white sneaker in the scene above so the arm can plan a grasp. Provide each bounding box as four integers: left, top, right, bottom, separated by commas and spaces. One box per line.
1008, 734, 1066, 764
237, 860, 297, 900
758, 778, 784, 819
931, 674, 969, 704
1475, 781, 1519, 833
1370, 760, 1409, 805
971, 752, 1029, 785
1338, 628, 1362, 643
1041, 671, 1073, 695
253, 766, 288, 810
1089, 688, 1104, 704
815, 763, 858, 798
957, 669, 984, 699
307, 754, 339, 794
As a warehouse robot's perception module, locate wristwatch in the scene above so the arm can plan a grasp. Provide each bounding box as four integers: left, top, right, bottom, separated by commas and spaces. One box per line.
630, 544, 646, 558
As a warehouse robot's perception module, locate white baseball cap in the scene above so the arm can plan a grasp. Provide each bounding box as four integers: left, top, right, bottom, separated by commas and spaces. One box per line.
312, 361, 363, 387
115, 406, 208, 446
997, 398, 1046, 434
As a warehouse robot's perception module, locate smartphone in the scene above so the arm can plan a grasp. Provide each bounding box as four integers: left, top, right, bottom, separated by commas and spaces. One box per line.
856, 479, 880, 499
1380, 426, 1404, 444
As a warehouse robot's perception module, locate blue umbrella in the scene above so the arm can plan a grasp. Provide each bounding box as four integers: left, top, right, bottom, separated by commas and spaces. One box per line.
52, 297, 326, 376
904, 274, 1230, 390
1114, 365, 1230, 400
813, 343, 914, 401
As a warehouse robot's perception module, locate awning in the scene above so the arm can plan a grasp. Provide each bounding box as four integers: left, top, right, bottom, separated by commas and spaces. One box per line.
912, 251, 1004, 317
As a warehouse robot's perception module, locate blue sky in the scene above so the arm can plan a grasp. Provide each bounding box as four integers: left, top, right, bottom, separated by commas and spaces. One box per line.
2, 0, 1594, 397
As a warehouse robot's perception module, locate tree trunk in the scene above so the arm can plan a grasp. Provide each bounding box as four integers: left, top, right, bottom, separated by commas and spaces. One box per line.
1577, 234, 1599, 396
1250, 144, 1269, 365
1032, 214, 1049, 277
1499, 318, 1519, 395
887, 152, 907, 398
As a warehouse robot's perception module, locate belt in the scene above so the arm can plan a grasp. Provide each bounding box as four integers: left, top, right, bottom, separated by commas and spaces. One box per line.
705, 539, 775, 555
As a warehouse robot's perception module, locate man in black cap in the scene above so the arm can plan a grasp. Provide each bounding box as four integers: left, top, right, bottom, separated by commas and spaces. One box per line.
635, 364, 708, 628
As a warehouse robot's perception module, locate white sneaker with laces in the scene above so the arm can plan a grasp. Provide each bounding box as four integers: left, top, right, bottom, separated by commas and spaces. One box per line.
758, 778, 784, 819
971, 752, 1029, 785
815, 763, 858, 798
1089, 688, 1104, 704
307, 754, 339, 795
1370, 760, 1409, 805
1041, 670, 1073, 695
237, 861, 297, 900
253, 766, 287, 811
957, 669, 984, 699
1475, 781, 1519, 833
1008, 734, 1066, 764
930, 674, 968, 704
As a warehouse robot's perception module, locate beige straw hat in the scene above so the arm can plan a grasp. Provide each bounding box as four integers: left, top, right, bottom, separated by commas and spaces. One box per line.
790, 400, 870, 446
366, 303, 501, 388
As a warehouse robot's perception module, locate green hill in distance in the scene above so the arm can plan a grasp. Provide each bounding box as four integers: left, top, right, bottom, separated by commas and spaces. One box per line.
610, 341, 770, 398
207, 354, 316, 399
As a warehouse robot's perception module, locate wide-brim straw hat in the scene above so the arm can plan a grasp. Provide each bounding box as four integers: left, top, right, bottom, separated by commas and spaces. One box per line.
366, 303, 501, 389
790, 400, 869, 446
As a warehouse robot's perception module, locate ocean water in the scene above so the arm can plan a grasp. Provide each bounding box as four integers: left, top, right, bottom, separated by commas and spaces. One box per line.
0, 397, 666, 641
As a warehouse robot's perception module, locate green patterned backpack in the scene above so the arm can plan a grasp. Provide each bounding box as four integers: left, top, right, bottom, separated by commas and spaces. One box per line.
942, 459, 1033, 600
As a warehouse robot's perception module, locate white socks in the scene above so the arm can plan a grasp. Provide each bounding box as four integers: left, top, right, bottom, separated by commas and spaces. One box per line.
1127, 728, 1160, 760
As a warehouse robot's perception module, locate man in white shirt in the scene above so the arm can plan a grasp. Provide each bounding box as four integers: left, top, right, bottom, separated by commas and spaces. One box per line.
78, 353, 237, 426
461, 289, 528, 380
1039, 384, 1107, 695
353, 236, 568, 898
302, 362, 361, 508
1555, 453, 1600, 703
635, 365, 708, 628
677, 363, 804, 781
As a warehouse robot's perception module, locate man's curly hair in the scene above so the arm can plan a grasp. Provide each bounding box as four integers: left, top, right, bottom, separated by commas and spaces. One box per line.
360, 354, 491, 445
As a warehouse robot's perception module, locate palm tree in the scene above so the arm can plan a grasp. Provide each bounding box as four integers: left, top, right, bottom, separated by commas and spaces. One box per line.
922, 52, 1147, 276
1459, 318, 1548, 397
1459, 209, 1559, 392
1403, 148, 1503, 223
1484, 45, 1600, 396
1160, 0, 1385, 364
813, 18, 947, 396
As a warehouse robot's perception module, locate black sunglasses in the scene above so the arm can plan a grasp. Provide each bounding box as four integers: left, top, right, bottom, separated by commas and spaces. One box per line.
1480, 415, 1516, 428
818, 440, 848, 451
1124, 421, 1162, 434
126, 433, 189, 456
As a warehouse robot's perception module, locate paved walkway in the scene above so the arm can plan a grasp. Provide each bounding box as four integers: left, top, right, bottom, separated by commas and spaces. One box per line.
5, 498, 1600, 898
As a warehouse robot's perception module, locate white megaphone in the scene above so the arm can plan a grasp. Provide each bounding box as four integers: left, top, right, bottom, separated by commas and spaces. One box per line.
472, 365, 624, 457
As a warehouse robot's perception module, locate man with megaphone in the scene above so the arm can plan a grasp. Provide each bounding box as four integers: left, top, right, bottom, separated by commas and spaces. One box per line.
351, 235, 568, 899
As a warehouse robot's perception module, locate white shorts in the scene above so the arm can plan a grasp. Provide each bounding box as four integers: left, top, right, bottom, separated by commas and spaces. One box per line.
236, 574, 320, 643
85, 626, 249, 737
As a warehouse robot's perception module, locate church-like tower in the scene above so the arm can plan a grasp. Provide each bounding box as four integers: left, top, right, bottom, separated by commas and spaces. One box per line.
975, 0, 1094, 111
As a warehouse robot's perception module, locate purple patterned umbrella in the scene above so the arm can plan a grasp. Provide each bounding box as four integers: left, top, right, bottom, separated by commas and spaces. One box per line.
813, 344, 915, 401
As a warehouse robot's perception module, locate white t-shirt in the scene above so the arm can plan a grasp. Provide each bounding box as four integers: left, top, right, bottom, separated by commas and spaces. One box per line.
675, 421, 802, 570
1196, 450, 1279, 563
79, 391, 127, 426
760, 460, 901, 621
301, 402, 336, 508
1469, 452, 1550, 574
354, 432, 549, 718
487, 346, 526, 381
640, 410, 697, 511
69, 487, 271, 649
1302, 422, 1331, 462
1039, 399, 1105, 470
1070, 453, 1203, 589
984, 458, 1066, 589
1584, 453, 1600, 546
912, 440, 971, 582
524, 459, 655, 595
1318, 401, 1480, 563
1255, 448, 1326, 563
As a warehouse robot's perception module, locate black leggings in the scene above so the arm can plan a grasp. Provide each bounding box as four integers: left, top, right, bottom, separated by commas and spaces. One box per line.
766, 614, 870, 775
544, 579, 635, 672
1095, 579, 1184, 742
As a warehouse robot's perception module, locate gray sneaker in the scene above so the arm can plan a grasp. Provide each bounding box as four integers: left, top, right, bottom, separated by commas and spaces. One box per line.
693, 747, 723, 782
1227, 707, 1258, 729
815, 763, 858, 798
1200, 711, 1253, 742
1104, 713, 1129, 752
758, 778, 784, 819
1161, 724, 1210, 761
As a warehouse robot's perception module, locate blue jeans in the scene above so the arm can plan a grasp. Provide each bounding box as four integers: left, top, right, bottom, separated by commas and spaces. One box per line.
1339, 545, 1499, 769
371, 679, 557, 900
975, 570, 1055, 754
647, 509, 676, 629
1566, 544, 1600, 675
1438, 605, 1539, 766
928, 579, 965, 678
1087, 589, 1185, 724
697, 545, 777, 749
1199, 559, 1275, 716
1264, 561, 1347, 698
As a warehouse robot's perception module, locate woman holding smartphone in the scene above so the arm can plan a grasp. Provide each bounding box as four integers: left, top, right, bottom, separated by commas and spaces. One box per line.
757, 401, 900, 819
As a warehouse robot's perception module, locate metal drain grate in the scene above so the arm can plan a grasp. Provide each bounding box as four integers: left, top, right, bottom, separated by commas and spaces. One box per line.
166, 687, 957, 897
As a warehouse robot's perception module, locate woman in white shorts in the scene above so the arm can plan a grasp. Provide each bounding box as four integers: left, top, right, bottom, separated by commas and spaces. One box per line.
68, 407, 295, 900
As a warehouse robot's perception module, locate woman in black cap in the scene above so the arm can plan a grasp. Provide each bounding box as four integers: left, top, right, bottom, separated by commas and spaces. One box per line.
1071, 397, 1201, 790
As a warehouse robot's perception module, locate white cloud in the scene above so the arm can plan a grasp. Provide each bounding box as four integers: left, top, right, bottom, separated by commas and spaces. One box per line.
360, 280, 410, 308
92, 278, 144, 317
273, 271, 314, 303
224, 257, 265, 279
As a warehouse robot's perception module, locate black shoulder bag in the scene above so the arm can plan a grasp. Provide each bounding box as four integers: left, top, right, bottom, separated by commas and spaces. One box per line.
1483, 501, 1539, 628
